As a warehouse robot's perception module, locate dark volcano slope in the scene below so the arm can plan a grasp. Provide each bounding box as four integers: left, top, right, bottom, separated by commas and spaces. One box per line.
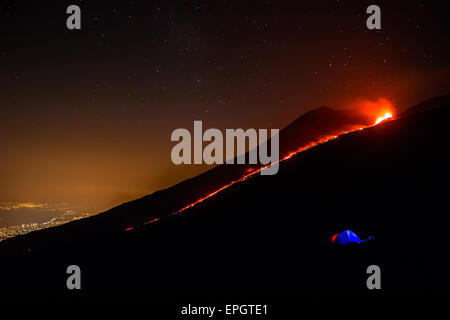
0, 106, 368, 253
2, 99, 450, 296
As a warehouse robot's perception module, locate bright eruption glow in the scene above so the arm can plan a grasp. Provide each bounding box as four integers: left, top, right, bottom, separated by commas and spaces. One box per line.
375, 112, 393, 124
353, 97, 395, 125
125, 98, 396, 231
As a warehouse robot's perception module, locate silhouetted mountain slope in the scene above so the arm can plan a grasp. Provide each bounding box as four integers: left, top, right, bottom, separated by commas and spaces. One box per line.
400, 94, 450, 118
279, 105, 375, 154
0, 104, 373, 251
1, 95, 449, 296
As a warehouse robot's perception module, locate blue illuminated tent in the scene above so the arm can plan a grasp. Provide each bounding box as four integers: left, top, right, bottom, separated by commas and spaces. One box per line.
331, 230, 362, 245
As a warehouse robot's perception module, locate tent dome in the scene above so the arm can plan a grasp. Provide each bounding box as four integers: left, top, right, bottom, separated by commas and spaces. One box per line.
331, 230, 362, 245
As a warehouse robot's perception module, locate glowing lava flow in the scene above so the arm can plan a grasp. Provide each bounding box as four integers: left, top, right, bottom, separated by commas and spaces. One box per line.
171, 135, 340, 216
125, 110, 394, 232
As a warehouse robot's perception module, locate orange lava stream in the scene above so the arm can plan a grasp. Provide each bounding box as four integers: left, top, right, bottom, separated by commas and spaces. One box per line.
172, 134, 340, 216
143, 218, 160, 225
125, 112, 393, 232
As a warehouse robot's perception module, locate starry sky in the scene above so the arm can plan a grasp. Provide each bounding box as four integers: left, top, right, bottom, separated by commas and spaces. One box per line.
0, 0, 449, 218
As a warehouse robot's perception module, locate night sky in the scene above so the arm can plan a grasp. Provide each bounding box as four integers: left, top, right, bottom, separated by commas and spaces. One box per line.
1, 0, 449, 219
